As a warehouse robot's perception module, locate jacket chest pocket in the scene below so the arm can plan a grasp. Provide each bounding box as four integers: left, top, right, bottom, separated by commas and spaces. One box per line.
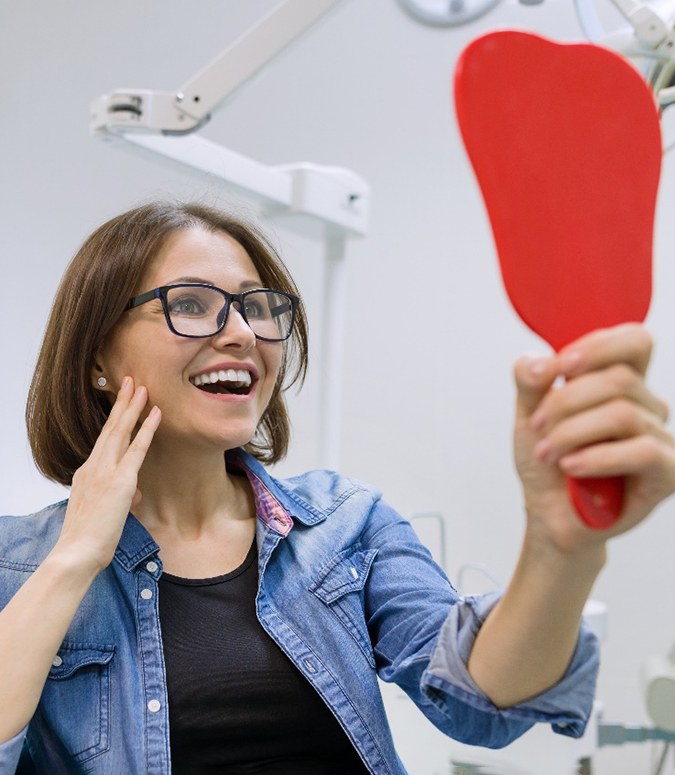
39, 643, 115, 763
310, 547, 378, 668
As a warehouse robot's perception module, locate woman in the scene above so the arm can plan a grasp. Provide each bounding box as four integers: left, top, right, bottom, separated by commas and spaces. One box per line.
0, 201, 673, 774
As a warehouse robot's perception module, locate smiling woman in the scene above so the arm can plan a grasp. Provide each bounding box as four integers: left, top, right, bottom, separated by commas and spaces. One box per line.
26, 202, 308, 480
2, 200, 675, 775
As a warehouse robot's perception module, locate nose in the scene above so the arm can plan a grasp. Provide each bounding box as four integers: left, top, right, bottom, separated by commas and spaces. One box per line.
211, 305, 256, 351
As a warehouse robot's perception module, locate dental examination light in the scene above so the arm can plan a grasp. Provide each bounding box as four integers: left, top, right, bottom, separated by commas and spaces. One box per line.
398, 0, 675, 149
397, 0, 502, 26
90, 0, 369, 470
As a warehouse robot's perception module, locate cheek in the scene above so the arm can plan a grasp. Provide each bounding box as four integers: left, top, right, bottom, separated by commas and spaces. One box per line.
263, 346, 284, 385
106, 343, 149, 382
99, 330, 171, 391
97, 338, 133, 390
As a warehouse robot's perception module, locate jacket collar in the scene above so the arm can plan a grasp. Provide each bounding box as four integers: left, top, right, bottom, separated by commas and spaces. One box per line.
113, 448, 324, 571
227, 449, 329, 528
114, 515, 161, 572
226, 449, 294, 536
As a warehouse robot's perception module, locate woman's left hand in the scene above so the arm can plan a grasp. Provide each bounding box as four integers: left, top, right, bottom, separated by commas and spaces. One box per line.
513, 323, 675, 552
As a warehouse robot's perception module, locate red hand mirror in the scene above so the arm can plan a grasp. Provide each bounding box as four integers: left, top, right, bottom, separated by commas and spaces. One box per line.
454, 31, 662, 529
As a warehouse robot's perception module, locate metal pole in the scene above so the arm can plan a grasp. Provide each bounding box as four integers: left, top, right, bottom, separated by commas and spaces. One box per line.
318, 235, 347, 469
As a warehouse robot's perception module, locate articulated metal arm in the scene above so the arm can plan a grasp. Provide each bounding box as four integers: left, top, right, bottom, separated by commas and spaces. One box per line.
576, 0, 675, 107
91, 0, 341, 136
89, 0, 369, 240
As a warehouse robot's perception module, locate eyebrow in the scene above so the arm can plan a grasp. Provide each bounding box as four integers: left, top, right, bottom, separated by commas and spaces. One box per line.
167, 276, 264, 291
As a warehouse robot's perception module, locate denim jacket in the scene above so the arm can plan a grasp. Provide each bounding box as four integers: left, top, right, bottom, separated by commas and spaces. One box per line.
0, 449, 599, 774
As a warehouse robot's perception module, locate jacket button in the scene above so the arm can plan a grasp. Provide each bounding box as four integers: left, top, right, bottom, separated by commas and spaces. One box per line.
52, 655, 63, 667
147, 699, 161, 713
146, 561, 159, 573
140, 588, 153, 600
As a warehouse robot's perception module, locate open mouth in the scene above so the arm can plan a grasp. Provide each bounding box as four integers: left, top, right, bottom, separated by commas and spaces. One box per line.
190, 368, 254, 396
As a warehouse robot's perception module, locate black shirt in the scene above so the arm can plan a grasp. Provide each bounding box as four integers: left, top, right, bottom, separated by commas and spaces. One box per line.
158, 541, 371, 774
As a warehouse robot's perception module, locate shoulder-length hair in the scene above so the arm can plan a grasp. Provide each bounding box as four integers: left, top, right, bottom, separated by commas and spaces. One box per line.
26, 201, 309, 485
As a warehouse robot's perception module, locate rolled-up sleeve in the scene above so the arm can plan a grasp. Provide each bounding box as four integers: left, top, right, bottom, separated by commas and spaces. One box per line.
0, 726, 27, 774
421, 591, 600, 748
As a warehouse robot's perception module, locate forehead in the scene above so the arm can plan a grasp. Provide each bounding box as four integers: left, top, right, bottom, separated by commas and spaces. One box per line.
142, 227, 262, 289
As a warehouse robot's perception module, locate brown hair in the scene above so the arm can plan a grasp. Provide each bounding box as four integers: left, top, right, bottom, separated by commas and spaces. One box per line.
26, 201, 309, 485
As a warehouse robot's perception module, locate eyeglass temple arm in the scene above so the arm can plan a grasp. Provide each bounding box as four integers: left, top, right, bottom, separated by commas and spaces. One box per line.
126, 288, 162, 310
270, 301, 293, 319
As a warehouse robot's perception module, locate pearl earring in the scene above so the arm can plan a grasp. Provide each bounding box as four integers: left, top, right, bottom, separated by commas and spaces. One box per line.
97, 377, 107, 388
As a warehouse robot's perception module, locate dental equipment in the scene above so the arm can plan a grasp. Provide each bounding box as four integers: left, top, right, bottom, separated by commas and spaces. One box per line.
90, 0, 369, 470
396, 0, 502, 26
574, 0, 675, 110
643, 644, 675, 733
397, 0, 675, 129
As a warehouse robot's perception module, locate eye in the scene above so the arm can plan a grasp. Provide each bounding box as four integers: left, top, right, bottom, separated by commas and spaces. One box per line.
169, 295, 208, 317
243, 298, 268, 319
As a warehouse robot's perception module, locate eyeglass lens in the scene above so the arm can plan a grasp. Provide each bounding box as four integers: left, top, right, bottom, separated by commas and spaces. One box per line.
165, 286, 293, 340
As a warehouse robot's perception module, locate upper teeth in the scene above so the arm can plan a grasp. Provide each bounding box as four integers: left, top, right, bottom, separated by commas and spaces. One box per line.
191, 369, 252, 388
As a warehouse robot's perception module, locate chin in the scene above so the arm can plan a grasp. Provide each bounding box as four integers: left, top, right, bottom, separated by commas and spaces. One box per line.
158, 414, 260, 455
210, 427, 258, 453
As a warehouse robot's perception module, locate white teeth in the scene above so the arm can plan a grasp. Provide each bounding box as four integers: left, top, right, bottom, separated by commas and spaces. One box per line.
191, 369, 253, 388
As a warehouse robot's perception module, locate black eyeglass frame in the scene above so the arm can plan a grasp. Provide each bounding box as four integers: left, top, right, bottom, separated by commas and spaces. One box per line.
126, 283, 299, 342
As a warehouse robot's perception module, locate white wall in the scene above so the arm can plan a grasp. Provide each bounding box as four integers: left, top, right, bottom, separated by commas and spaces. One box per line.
2, 1, 675, 772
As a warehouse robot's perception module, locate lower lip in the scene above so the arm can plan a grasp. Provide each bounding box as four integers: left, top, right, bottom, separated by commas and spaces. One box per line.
192, 382, 258, 402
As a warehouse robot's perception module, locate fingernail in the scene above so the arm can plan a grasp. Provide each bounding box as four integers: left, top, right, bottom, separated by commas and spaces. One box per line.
149, 406, 161, 420
121, 376, 130, 391
525, 354, 549, 376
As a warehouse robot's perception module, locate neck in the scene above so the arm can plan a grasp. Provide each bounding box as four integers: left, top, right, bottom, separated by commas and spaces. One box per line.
133, 441, 252, 536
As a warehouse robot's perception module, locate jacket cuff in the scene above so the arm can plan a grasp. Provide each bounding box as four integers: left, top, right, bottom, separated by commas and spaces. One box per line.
0, 726, 28, 774
421, 592, 600, 743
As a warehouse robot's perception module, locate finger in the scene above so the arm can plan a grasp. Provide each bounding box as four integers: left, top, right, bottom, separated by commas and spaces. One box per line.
514, 353, 558, 419
105, 386, 149, 446
529, 364, 669, 433
92, 384, 149, 462
106, 405, 161, 497
89, 376, 135, 449
120, 406, 162, 472
535, 400, 673, 464
556, 323, 653, 379
559, 434, 675, 481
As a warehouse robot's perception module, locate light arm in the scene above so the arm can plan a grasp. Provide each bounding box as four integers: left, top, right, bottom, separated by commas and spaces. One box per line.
175, 0, 341, 124
91, 0, 341, 136
609, 0, 671, 46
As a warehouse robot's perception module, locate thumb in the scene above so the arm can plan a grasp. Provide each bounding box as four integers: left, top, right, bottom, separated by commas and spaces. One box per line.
514, 353, 558, 420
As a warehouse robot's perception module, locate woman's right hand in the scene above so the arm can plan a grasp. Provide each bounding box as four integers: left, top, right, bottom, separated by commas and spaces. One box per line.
55, 377, 161, 572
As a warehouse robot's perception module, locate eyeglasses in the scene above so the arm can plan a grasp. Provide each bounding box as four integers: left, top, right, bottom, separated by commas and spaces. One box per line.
126, 283, 298, 342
